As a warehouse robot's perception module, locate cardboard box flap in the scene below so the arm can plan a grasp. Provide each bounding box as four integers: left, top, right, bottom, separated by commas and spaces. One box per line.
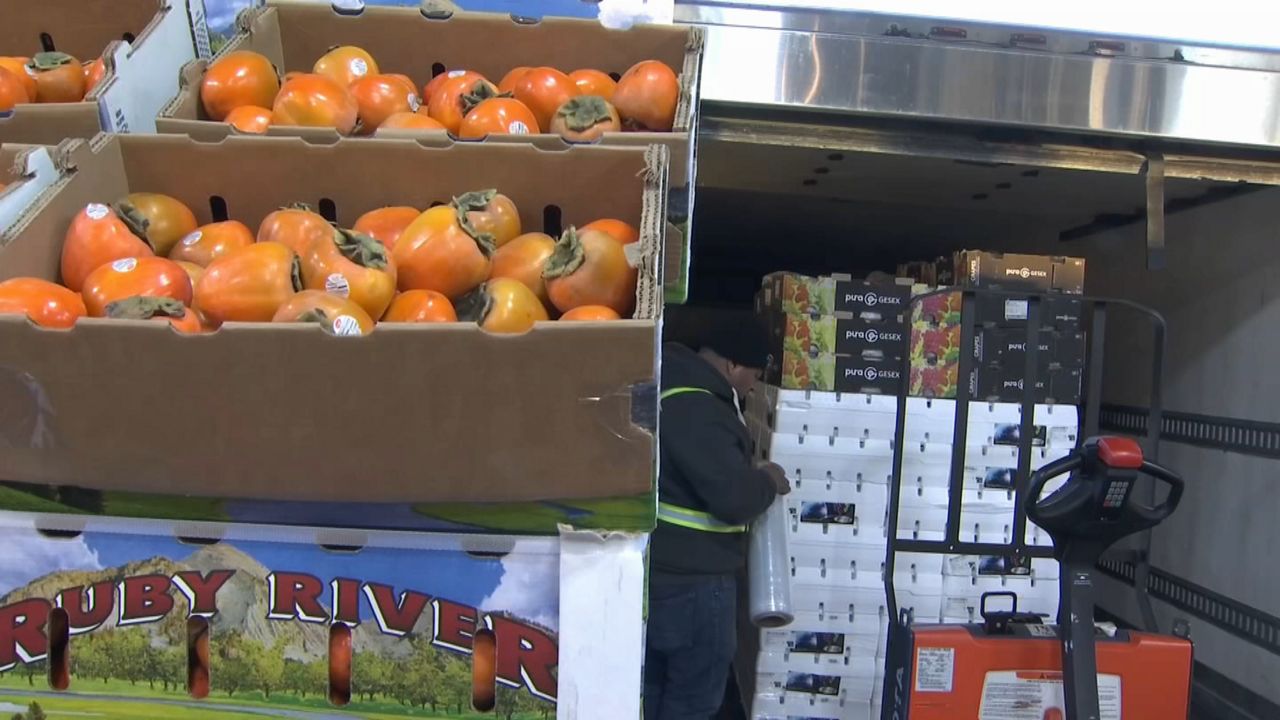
0, 145, 60, 235
0, 134, 665, 504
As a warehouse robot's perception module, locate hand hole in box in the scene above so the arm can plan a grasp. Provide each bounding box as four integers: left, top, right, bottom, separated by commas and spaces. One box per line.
209, 195, 229, 222
176, 535, 222, 546
542, 205, 562, 237
47, 607, 69, 690
187, 616, 210, 698
328, 624, 352, 706
318, 198, 338, 222
35, 527, 83, 540
320, 542, 364, 554
472, 627, 497, 711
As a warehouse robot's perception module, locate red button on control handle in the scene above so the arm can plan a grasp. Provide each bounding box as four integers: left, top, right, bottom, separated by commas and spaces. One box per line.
1097, 436, 1144, 469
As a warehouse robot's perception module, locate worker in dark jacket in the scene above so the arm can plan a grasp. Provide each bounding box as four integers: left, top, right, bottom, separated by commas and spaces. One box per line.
644, 322, 790, 720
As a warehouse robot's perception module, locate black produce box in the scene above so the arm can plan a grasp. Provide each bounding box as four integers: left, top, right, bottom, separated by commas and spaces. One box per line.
955, 250, 1086, 294
835, 317, 907, 359
764, 311, 905, 364
834, 279, 911, 321
837, 356, 905, 395
974, 293, 1084, 330
973, 327, 1086, 368
970, 364, 1083, 404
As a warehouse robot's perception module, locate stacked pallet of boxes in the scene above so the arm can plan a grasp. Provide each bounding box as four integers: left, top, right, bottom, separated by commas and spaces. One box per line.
744, 255, 1087, 718
745, 273, 912, 720
898, 250, 1090, 625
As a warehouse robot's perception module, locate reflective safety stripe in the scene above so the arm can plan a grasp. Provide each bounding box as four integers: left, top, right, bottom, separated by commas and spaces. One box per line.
657, 502, 748, 533
658, 386, 747, 533
660, 386, 713, 401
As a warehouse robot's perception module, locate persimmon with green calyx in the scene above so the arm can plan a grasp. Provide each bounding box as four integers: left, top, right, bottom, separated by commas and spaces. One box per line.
543, 226, 636, 317
453, 189, 521, 248
300, 227, 397, 320
28, 52, 84, 103
104, 296, 204, 334
81, 256, 192, 317
119, 192, 198, 257
60, 202, 154, 292
427, 73, 498, 134
549, 95, 620, 143
273, 290, 374, 336
392, 205, 492, 299
456, 277, 547, 334
512, 67, 579, 134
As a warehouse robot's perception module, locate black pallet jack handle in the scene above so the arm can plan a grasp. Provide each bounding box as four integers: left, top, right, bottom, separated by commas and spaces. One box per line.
1025, 437, 1184, 720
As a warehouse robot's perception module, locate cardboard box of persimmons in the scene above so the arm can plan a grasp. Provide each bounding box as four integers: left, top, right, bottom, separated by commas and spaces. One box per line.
0, 133, 668, 506
157, 0, 701, 186
0, 0, 203, 144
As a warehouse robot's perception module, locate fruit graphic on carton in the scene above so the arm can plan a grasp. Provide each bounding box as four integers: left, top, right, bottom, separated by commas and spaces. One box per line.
780, 351, 836, 391
910, 290, 963, 398
780, 314, 837, 357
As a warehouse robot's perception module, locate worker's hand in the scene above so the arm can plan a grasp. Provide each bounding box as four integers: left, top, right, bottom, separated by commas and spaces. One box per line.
758, 461, 791, 495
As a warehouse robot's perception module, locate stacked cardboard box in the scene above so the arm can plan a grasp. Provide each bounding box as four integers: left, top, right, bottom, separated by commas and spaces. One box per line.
742, 385, 1074, 719
745, 384, 896, 720
895, 398, 1072, 624
904, 251, 1087, 402
756, 272, 912, 394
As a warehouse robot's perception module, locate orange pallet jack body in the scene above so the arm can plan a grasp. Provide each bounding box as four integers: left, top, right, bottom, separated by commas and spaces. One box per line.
886, 621, 1191, 719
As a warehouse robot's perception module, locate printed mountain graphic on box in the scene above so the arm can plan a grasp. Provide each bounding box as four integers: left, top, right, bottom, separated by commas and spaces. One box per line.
0, 541, 556, 718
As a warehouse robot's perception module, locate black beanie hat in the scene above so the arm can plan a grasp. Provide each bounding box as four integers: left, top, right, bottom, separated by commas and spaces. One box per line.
663, 306, 772, 369
698, 315, 772, 370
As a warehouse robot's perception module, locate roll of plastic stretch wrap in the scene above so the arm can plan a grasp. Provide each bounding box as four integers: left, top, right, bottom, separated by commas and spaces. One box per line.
748, 496, 793, 628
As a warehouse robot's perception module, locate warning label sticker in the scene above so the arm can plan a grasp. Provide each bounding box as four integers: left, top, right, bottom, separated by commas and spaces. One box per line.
979, 671, 1121, 720
914, 648, 955, 693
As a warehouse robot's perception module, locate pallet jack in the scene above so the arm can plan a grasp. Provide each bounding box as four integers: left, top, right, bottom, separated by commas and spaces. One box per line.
882, 435, 1192, 719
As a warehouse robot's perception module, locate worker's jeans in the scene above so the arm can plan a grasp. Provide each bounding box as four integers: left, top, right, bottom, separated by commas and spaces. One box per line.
644, 573, 737, 720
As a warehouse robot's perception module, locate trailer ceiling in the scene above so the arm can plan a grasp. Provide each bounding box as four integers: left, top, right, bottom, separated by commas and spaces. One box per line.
689, 112, 1280, 302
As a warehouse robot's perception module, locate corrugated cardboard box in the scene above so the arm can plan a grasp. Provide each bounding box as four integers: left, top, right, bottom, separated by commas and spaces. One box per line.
0, 134, 667, 505
158, 1, 700, 185
160, 1, 700, 304
0, 0, 205, 143
0, 515, 564, 713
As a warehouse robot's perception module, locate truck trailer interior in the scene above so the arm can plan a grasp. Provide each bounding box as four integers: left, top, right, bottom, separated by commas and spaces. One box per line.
676, 4, 1280, 718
